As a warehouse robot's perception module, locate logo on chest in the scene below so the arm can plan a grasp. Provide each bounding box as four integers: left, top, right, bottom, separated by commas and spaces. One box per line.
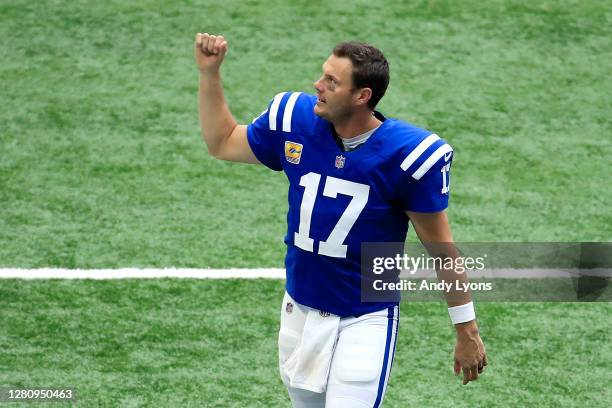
334, 155, 346, 169
285, 141, 303, 164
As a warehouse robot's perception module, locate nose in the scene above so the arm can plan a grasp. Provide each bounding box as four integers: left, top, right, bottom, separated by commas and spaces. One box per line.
314, 78, 324, 93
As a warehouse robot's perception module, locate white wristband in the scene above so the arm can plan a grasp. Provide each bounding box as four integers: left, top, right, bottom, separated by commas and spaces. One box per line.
448, 301, 476, 325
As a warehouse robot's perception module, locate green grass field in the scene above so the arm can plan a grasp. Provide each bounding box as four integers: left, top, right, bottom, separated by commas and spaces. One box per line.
1, 0, 611, 406
1, 280, 611, 407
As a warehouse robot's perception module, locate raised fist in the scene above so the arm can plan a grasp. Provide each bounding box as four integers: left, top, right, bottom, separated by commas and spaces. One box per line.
195, 33, 228, 74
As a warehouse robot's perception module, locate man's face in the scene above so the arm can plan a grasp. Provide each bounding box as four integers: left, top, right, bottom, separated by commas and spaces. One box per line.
313, 55, 356, 121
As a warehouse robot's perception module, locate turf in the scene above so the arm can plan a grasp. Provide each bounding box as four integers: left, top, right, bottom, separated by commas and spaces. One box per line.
1, 0, 611, 268
1, 0, 611, 407
0, 280, 610, 407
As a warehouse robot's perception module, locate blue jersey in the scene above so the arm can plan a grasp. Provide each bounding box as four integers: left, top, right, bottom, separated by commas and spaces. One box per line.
247, 92, 453, 317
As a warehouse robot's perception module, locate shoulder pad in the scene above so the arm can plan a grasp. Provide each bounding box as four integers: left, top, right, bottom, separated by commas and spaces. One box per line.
392, 123, 453, 180
267, 92, 317, 135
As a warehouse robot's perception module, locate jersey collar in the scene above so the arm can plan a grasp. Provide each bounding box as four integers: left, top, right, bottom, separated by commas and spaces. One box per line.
331, 111, 387, 152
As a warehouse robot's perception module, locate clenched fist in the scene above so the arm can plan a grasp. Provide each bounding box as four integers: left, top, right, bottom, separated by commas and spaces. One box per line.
195, 33, 228, 74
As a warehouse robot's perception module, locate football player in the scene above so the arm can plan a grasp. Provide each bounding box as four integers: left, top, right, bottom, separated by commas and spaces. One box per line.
195, 33, 487, 408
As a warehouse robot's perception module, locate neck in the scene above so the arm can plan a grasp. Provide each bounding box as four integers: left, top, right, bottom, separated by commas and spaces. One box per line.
333, 109, 382, 139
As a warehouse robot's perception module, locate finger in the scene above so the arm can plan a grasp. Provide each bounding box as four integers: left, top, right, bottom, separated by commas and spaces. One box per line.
454, 359, 461, 376
199, 33, 210, 54
207, 34, 217, 54
470, 366, 479, 381
213, 35, 224, 55
483, 353, 488, 366
219, 36, 228, 55
199, 33, 210, 51
462, 365, 478, 384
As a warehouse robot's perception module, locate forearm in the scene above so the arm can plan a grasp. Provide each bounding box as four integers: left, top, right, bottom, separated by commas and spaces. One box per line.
426, 243, 472, 307
198, 71, 238, 157
436, 255, 472, 308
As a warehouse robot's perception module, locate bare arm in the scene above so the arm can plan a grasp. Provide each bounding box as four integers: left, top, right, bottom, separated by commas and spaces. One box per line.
407, 210, 488, 384
195, 33, 259, 163
406, 210, 469, 306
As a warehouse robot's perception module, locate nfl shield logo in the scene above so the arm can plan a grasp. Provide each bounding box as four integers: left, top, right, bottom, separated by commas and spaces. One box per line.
334, 155, 346, 169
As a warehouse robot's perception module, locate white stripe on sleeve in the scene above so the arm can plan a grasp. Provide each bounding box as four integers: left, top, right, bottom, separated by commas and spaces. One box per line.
268, 92, 287, 131
400, 134, 440, 171
282, 92, 301, 132
411, 143, 453, 180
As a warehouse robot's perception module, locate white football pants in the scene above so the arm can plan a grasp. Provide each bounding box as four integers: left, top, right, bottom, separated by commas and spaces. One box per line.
279, 292, 399, 408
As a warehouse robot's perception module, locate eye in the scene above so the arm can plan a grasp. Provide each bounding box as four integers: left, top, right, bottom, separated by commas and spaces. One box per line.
325, 76, 337, 89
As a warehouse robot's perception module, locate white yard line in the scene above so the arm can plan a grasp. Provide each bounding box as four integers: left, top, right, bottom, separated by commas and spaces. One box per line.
0, 268, 608, 279
0, 268, 286, 279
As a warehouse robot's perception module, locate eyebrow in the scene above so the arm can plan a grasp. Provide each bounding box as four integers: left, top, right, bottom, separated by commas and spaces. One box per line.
322, 64, 340, 82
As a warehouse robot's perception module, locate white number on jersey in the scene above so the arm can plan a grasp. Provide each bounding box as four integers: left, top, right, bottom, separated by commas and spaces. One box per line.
294, 172, 370, 258
441, 162, 451, 194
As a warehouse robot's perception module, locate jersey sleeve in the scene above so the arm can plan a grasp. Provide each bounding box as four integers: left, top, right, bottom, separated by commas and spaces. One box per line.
246, 93, 286, 171
397, 135, 453, 212
247, 91, 310, 171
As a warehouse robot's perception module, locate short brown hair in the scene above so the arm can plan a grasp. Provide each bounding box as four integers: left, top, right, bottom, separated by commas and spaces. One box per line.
333, 42, 389, 109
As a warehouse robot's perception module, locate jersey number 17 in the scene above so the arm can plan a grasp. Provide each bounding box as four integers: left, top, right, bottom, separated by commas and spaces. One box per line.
294, 172, 370, 259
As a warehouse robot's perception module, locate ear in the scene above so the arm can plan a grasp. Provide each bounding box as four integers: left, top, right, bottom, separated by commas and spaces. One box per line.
354, 87, 373, 107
